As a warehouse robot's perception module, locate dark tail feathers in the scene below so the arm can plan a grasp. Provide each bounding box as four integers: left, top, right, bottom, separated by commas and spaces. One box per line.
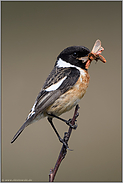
11, 119, 31, 143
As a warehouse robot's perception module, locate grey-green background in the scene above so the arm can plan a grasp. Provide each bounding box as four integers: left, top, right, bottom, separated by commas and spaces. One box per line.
2, 1, 121, 182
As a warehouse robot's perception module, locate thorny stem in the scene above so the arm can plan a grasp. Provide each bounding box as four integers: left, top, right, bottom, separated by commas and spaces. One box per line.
49, 104, 79, 182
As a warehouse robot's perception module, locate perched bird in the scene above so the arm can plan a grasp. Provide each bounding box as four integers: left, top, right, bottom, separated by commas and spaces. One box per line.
11, 40, 106, 148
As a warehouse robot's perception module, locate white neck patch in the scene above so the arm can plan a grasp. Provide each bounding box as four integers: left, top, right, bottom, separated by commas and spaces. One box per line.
56, 58, 86, 76
57, 58, 73, 68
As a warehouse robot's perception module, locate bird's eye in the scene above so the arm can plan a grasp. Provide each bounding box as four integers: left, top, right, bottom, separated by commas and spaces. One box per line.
73, 52, 77, 57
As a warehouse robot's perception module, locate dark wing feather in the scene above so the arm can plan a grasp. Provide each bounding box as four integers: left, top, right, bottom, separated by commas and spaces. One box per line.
42, 67, 71, 90
34, 90, 61, 116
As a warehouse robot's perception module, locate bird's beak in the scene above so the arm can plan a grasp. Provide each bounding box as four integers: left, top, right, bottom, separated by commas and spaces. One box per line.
77, 56, 88, 63
85, 39, 106, 69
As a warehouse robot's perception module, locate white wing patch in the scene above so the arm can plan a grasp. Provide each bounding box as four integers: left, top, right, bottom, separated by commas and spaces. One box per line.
27, 101, 37, 119
45, 76, 67, 92
57, 58, 86, 77
31, 101, 37, 113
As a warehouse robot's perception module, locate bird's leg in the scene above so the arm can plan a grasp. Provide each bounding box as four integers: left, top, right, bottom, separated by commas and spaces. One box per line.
48, 113, 78, 129
47, 117, 69, 149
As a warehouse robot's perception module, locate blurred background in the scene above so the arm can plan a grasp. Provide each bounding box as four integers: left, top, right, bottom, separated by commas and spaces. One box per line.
2, 1, 121, 182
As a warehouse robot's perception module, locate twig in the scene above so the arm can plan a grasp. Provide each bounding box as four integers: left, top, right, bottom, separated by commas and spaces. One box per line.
49, 104, 79, 182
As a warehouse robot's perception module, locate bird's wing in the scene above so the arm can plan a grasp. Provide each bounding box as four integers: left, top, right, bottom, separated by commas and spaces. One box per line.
33, 67, 80, 116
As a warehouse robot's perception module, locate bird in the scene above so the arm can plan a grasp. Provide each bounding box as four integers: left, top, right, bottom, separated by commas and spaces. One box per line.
11, 39, 106, 148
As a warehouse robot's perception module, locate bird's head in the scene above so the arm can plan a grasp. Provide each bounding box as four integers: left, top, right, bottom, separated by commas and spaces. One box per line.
56, 40, 106, 70
57, 46, 90, 70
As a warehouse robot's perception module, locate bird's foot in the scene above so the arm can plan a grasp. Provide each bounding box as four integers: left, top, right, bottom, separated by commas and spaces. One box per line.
66, 119, 78, 129
59, 132, 73, 151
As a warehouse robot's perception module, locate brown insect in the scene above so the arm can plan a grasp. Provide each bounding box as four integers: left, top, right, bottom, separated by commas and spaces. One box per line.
85, 39, 106, 69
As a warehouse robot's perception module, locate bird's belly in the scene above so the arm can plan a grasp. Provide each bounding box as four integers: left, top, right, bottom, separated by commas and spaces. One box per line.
47, 74, 90, 116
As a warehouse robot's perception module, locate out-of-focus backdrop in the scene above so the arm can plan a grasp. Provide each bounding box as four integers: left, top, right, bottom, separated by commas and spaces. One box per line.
2, 1, 121, 182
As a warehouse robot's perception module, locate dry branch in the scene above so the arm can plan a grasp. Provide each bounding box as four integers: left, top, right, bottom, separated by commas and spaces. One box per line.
49, 104, 79, 182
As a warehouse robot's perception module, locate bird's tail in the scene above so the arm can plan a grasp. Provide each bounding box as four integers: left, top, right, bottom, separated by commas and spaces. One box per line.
11, 118, 32, 143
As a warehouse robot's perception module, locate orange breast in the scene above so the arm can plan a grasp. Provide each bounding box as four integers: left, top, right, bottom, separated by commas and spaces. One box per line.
47, 70, 90, 116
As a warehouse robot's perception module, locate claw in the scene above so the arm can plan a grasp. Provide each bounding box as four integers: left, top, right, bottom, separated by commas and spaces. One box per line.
59, 138, 69, 149
73, 123, 78, 129
66, 119, 78, 129
67, 147, 73, 151
70, 123, 78, 129
67, 119, 72, 123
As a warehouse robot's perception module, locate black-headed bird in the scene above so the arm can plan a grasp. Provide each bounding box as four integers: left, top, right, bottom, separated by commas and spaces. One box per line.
11, 40, 106, 148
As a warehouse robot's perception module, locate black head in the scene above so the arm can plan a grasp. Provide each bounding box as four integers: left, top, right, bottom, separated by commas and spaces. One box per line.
57, 46, 90, 70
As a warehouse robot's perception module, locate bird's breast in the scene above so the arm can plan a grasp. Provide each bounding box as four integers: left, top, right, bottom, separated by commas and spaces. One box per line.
47, 69, 90, 116
74, 69, 90, 98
